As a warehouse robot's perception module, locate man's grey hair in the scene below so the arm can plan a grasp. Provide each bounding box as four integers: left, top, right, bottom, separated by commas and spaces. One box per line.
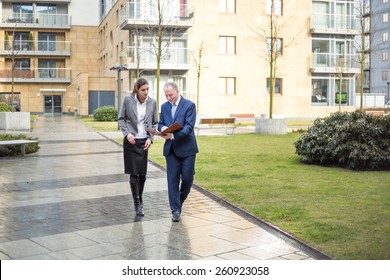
163, 82, 179, 92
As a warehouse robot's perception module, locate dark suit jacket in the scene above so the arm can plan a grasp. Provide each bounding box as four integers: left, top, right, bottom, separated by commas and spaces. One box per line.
118, 94, 158, 140
158, 96, 199, 158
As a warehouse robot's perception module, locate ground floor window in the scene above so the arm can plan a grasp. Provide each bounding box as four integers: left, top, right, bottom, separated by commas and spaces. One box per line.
312, 76, 354, 106
142, 73, 187, 109
0, 92, 20, 111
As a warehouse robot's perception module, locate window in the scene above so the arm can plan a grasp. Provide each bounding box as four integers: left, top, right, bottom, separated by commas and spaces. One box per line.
219, 0, 236, 14
12, 4, 33, 23
267, 78, 283, 94
384, 13, 389, 23
219, 36, 236, 54
383, 51, 388, 61
13, 32, 30, 51
38, 59, 57, 78
266, 38, 283, 55
382, 71, 388, 81
312, 79, 328, 104
219, 77, 236, 95
266, 0, 282, 15
383, 32, 389, 42
38, 32, 56, 51
15, 58, 30, 70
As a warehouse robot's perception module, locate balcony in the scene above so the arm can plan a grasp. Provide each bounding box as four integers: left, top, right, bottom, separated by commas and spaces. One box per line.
119, 1, 194, 30
0, 67, 71, 83
311, 13, 359, 35
0, 40, 71, 56
0, 12, 71, 29
311, 53, 360, 74
119, 46, 192, 70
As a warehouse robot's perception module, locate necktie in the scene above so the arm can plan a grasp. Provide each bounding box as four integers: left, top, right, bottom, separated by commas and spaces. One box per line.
171, 103, 176, 118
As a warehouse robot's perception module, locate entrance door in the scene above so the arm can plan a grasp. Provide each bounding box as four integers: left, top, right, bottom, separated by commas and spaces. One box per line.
44, 95, 62, 114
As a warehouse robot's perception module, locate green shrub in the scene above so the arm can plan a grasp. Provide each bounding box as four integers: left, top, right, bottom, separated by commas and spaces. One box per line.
93, 106, 118, 122
0, 134, 39, 157
0, 102, 11, 112
294, 111, 390, 170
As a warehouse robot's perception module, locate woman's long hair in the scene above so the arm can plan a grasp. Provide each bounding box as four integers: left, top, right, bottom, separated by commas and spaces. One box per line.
133, 78, 149, 94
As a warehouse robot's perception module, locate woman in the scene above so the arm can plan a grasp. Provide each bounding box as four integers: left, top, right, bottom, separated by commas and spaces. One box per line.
118, 78, 158, 216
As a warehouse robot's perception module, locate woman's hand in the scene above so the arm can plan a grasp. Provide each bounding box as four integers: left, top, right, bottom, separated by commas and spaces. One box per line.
126, 133, 136, 145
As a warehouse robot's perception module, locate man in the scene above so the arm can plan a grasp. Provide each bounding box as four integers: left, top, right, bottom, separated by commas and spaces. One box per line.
158, 82, 199, 222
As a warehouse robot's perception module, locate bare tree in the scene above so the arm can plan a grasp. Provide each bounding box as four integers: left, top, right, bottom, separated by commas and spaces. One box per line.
3, 27, 22, 111
354, 0, 371, 110
335, 54, 346, 112
250, 0, 300, 119
190, 41, 204, 114
139, 0, 185, 108
354, 0, 386, 108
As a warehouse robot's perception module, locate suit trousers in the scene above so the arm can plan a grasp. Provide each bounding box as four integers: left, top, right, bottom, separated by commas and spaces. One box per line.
165, 150, 196, 213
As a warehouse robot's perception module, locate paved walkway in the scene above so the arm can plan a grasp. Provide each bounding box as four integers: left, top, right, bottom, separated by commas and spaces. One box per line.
0, 115, 327, 260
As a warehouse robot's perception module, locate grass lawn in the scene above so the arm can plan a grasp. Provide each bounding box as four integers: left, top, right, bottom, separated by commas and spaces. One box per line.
148, 133, 390, 260
77, 117, 120, 131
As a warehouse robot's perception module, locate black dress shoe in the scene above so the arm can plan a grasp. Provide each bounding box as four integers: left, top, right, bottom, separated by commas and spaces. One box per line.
172, 211, 180, 222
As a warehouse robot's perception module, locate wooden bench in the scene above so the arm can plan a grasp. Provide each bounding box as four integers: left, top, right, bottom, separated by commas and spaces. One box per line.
365, 111, 385, 116
230, 113, 255, 119
362, 107, 390, 116
230, 113, 255, 123
0, 139, 38, 156
195, 117, 236, 135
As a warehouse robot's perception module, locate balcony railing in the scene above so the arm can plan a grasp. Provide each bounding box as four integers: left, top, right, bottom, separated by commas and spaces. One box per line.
120, 46, 191, 70
311, 53, 360, 73
0, 67, 71, 83
311, 13, 358, 33
119, 1, 194, 29
1, 12, 71, 28
1, 40, 71, 55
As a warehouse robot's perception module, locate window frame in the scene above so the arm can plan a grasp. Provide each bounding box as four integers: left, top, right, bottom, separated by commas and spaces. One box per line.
219, 0, 236, 14
219, 77, 236, 95
219, 36, 236, 55
382, 71, 388, 81
383, 51, 388, 61
266, 37, 283, 55
266, 0, 283, 16
267, 77, 283, 95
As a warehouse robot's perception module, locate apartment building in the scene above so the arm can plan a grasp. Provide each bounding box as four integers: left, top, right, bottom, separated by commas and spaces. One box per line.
0, 0, 113, 116
101, 0, 361, 119
370, 0, 390, 101
0, 0, 361, 119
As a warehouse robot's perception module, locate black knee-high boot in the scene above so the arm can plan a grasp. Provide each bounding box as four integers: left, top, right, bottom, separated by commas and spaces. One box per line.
130, 181, 144, 216
138, 176, 146, 209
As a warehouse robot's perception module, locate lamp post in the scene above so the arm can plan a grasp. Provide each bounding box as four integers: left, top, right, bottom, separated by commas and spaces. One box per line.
387, 82, 390, 106
110, 65, 129, 129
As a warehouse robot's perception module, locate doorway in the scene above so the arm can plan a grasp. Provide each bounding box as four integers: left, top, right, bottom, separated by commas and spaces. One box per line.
44, 95, 62, 114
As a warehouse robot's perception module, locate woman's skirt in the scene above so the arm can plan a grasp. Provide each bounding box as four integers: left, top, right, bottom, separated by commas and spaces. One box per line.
123, 137, 148, 175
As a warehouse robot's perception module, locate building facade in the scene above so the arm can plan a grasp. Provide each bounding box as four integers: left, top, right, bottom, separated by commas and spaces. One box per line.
0, 0, 114, 116
1, 0, 363, 119
370, 0, 390, 101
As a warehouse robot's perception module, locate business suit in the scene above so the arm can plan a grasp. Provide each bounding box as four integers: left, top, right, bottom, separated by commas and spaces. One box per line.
118, 90, 158, 216
158, 95, 199, 219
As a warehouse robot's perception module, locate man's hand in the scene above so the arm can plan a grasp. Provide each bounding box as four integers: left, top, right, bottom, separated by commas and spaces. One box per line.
161, 133, 173, 140
144, 138, 152, 150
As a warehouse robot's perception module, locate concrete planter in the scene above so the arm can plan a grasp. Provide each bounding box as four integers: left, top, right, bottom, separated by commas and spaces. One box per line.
255, 117, 287, 135
0, 112, 31, 131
